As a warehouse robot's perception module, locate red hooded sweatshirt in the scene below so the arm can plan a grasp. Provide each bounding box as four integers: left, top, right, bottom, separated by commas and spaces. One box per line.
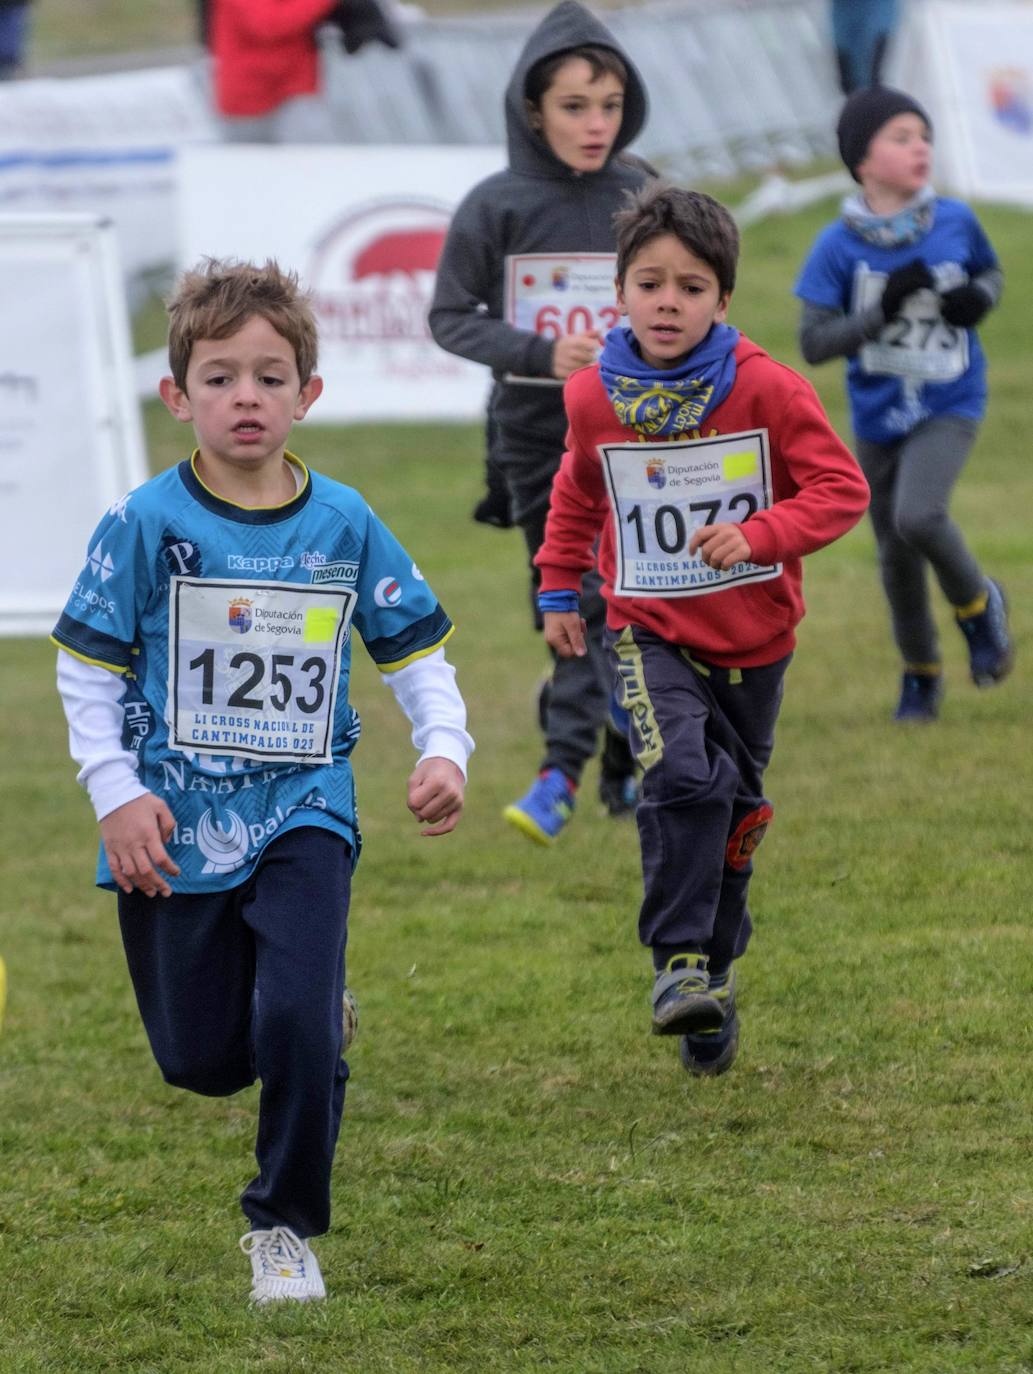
212, 0, 337, 118
535, 335, 870, 668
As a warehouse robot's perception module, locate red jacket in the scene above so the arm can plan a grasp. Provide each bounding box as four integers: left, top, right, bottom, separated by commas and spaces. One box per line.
535, 336, 870, 668
211, 0, 337, 117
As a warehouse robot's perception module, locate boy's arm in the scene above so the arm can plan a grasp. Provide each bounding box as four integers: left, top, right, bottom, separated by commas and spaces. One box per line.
798, 298, 885, 365
57, 651, 179, 897
736, 380, 870, 567
380, 647, 473, 836
427, 199, 557, 381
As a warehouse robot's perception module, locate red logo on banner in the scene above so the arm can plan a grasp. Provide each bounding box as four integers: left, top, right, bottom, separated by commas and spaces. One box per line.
308, 200, 451, 344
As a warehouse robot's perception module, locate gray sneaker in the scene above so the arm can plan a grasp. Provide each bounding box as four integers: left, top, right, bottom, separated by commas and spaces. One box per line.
651, 955, 723, 1036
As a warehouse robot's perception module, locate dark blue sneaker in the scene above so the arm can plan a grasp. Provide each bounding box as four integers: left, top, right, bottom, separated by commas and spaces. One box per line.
894, 670, 943, 723
679, 966, 739, 1076
503, 767, 575, 845
651, 954, 723, 1036
957, 579, 1014, 686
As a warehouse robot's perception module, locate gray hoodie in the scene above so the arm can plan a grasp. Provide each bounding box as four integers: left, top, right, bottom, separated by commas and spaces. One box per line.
428, 0, 649, 459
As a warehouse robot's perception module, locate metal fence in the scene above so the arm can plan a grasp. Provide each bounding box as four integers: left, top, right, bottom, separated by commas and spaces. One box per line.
322, 0, 843, 180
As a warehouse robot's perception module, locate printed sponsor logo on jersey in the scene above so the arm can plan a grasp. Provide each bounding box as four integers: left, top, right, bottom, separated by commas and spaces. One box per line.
311, 560, 360, 585
411, 562, 425, 581
108, 492, 133, 523
300, 550, 327, 570
228, 597, 253, 634
72, 578, 116, 616
162, 535, 203, 578
227, 554, 296, 574
646, 459, 666, 491
374, 576, 402, 607
195, 808, 250, 875
87, 541, 115, 582
123, 699, 153, 750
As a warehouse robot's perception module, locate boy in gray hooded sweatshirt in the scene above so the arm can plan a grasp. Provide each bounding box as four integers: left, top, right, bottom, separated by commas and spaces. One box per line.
429, 0, 651, 844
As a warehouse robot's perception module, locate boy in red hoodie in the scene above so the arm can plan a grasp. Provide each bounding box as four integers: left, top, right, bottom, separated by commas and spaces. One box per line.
535, 183, 869, 1076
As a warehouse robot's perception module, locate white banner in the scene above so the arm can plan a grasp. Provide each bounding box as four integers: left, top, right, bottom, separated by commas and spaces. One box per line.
0, 67, 216, 279
890, 0, 1033, 205
0, 214, 148, 636
178, 145, 505, 423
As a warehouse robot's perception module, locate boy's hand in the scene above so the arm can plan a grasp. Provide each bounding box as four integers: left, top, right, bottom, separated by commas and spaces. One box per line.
543, 610, 587, 658
552, 331, 602, 380
690, 522, 753, 571
880, 260, 933, 320
99, 794, 180, 898
407, 758, 465, 836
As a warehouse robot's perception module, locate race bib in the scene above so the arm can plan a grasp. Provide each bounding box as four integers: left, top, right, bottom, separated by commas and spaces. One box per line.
601, 430, 781, 598
503, 252, 619, 385
168, 578, 356, 765
855, 266, 968, 382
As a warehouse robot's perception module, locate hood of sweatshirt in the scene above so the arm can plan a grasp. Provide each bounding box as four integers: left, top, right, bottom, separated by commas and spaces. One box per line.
504, 0, 648, 179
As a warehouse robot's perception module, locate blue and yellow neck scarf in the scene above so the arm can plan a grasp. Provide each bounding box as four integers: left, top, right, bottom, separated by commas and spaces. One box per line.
598, 323, 739, 437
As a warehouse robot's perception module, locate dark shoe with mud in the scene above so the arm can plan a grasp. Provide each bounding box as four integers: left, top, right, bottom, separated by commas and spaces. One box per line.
651, 955, 723, 1036
956, 579, 1013, 686
679, 966, 739, 1076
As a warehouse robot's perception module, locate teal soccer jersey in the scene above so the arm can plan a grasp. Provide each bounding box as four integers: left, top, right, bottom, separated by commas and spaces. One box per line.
52, 454, 453, 892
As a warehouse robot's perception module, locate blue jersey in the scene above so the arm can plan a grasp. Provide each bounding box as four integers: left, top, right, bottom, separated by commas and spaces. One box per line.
795, 197, 998, 444
52, 454, 453, 893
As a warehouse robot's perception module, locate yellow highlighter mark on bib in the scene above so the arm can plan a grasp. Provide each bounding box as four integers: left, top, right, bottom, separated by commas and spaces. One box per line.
304, 607, 340, 644
722, 451, 758, 482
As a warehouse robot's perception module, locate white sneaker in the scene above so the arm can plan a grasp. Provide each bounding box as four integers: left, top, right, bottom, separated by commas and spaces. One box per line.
240, 1226, 326, 1305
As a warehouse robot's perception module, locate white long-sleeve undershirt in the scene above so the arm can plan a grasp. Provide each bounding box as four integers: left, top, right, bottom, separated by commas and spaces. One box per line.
56, 646, 473, 822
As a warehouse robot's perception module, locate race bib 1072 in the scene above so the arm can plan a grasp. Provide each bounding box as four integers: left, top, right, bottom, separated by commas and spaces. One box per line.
600, 429, 781, 598
168, 578, 356, 765
503, 252, 619, 385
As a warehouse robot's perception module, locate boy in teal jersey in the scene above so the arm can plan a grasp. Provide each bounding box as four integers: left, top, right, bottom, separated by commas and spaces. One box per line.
53, 260, 473, 1304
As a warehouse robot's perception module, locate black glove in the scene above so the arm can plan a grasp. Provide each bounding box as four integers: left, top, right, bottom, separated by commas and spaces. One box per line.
327, 0, 402, 55
880, 260, 934, 320
940, 282, 991, 328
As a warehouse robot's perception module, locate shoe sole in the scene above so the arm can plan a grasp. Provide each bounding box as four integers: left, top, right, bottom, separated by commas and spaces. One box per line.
651, 997, 724, 1037
502, 804, 557, 846
972, 649, 1014, 688
679, 1019, 740, 1077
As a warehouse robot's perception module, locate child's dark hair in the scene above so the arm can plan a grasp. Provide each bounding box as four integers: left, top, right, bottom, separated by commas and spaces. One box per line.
615, 183, 739, 298
166, 258, 318, 390
525, 43, 627, 107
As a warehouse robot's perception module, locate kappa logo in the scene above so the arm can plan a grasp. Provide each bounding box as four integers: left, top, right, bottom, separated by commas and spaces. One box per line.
107, 492, 133, 523
374, 576, 402, 608
196, 808, 250, 875
87, 542, 115, 582
227, 554, 295, 574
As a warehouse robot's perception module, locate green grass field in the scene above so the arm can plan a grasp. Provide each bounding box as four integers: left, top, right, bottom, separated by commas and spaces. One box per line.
1, 198, 1031, 1372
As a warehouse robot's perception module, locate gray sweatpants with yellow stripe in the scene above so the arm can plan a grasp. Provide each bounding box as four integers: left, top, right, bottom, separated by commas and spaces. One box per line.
609, 625, 790, 970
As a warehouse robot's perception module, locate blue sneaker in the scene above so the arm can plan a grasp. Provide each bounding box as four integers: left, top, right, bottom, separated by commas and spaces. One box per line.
679, 966, 739, 1076
651, 954, 723, 1036
503, 767, 575, 845
957, 579, 1014, 687
894, 670, 943, 723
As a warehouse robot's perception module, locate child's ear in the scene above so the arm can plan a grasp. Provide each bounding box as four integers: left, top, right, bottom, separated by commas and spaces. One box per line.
525, 98, 542, 132
615, 278, 627, 314
715, 291, 731, 323
158, 376, 192, 422
294, 374, 323, 421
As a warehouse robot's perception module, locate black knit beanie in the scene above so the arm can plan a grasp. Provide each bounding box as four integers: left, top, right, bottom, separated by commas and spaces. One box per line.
836, 86, 932, 182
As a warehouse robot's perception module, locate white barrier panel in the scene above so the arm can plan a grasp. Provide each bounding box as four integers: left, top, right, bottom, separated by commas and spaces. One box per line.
890, 0, 1033, 205
0, 66, 216, 280
178, 145, 505, 424
0, 214, 148, 637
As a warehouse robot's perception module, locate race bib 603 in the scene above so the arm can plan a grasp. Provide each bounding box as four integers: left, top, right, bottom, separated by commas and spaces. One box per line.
504, 252, 619, 385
